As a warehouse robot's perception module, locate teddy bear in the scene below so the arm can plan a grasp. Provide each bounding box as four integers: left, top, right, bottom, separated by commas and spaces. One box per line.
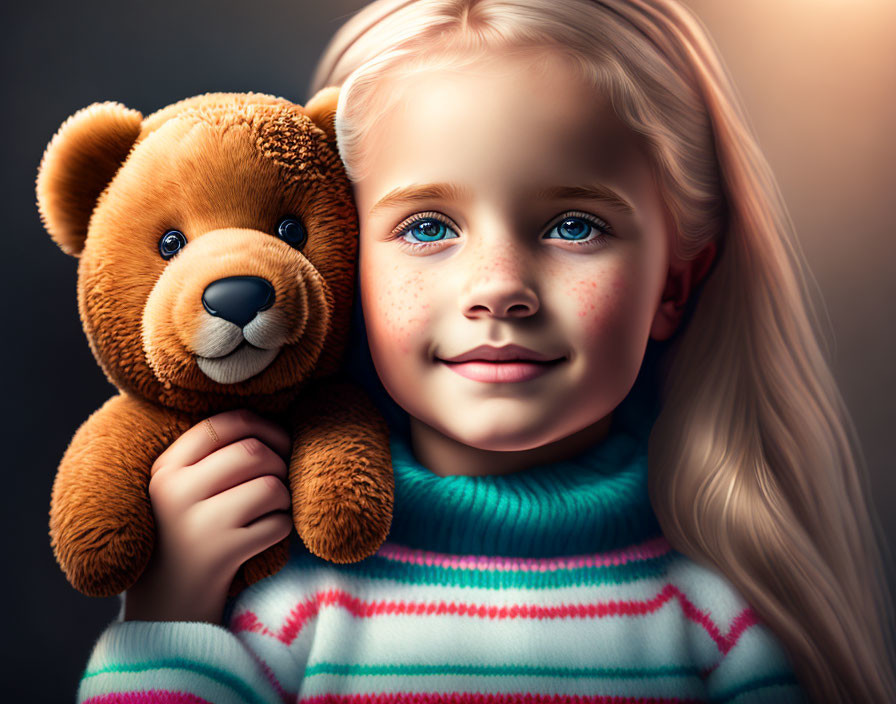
36, 90, 394, 598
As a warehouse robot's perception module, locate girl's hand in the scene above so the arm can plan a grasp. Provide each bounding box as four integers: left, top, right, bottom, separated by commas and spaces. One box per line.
123, 409, 293, 625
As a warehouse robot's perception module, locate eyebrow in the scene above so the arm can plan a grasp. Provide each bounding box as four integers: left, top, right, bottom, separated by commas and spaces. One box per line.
534, 185, 634, 215
369, 183, 473, 215
369, 182, 634, 215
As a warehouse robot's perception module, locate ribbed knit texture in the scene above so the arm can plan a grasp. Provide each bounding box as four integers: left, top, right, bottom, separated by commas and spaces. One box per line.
386, 412, 662, 558
76, 377, 808, 704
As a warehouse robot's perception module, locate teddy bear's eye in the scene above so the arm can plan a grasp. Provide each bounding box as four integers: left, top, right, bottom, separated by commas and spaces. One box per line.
159, 230, 187, 260
277, 215, 307, 250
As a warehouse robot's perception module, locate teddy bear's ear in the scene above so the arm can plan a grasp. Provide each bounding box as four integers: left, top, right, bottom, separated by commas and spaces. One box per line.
36, 102, 143, 256
303, 86, 339, 149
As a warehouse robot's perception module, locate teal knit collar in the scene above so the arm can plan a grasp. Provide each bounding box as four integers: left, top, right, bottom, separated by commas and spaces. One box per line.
383, 385, 663, 557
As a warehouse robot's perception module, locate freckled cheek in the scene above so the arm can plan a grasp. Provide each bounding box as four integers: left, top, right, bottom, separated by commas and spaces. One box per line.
566, 274, 636, 339
363, 267, 433, 357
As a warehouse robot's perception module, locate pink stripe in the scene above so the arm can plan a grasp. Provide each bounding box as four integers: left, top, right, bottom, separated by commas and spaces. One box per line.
82, 693, 212, 703
300, 693, 703, 703
232, 583, 757, 655
374, 536, 673, 571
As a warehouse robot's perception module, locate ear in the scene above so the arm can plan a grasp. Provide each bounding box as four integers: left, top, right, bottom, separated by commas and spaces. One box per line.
36, 102, 143, 256
650, 240, 718, 341
303, 86, 339, 148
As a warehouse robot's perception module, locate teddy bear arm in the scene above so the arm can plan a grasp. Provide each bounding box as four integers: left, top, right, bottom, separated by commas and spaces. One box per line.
49, 393, 191, 597
286, 380, 394, 564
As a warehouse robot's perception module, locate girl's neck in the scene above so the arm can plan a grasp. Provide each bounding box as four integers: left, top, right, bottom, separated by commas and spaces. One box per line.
408, 413, 614, 477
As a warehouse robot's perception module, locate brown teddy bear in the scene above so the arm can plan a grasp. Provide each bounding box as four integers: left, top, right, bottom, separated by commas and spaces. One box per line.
36, 90, 394, 598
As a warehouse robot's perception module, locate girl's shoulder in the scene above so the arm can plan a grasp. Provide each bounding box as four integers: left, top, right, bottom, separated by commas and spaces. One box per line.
662, 546, 759, 626
662, 545, 806, 700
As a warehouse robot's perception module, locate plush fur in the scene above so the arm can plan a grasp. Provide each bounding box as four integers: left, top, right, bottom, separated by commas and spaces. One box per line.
37, 91, 393, 598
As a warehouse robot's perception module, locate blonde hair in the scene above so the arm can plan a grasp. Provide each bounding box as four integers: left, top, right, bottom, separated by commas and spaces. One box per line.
309, 0, 896, 700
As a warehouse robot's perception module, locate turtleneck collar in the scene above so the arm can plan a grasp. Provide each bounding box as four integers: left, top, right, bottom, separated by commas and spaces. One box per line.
384, 413, 662, 557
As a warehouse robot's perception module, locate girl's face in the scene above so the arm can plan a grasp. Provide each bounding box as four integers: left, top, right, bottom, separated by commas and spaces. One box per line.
353, 52, 676, 458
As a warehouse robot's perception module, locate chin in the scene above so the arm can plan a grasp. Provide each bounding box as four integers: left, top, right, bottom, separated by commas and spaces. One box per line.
442, 421, 562, 453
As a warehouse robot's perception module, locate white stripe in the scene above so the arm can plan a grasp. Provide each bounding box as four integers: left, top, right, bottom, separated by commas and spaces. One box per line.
296, 671, 708, 700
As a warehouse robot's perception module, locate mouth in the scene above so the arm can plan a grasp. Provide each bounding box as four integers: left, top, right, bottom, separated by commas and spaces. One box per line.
437, 357, 564, 383
440, 343, 563, 363
195, 340, 280, 385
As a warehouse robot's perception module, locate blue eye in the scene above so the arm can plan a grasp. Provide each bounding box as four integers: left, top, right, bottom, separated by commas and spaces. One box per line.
394, 213, 459, 249
407, 218, 453, 242
277, 215, 307, 249
557, 218, 589, 240
544, 213, 611, 245
159, 230, 187, 259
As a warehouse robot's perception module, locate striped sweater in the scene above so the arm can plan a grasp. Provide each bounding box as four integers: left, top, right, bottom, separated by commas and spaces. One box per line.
76, 402, 808, 704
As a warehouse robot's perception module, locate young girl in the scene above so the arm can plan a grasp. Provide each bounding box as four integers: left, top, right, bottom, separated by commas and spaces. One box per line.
75, 0, 896, 702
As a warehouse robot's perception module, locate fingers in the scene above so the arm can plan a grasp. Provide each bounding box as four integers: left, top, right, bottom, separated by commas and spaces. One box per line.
153, 409, 291, 476
179, 437, 288, 505
204, 474, 292, 529
196, 472, 293, 581
231, 512, 293, 564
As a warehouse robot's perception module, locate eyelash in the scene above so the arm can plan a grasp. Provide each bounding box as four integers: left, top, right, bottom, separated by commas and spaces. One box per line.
388, 210, 613, 252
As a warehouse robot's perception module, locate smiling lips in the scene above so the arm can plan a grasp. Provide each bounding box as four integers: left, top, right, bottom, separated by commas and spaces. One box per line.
438, 344, 565, 383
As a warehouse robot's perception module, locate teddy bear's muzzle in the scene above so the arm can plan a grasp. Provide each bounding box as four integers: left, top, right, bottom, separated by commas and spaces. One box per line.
193, 276, 286, 385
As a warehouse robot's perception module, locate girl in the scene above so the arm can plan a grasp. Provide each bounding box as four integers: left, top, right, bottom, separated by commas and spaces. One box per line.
76, 0, 896, 702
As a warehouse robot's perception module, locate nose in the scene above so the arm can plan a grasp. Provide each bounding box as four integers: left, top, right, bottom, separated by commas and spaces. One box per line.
460, 249, 539, 319
202, 276, 275, 328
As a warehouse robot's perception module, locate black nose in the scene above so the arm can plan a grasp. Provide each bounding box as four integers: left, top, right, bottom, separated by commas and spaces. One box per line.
202, 276, 275, 328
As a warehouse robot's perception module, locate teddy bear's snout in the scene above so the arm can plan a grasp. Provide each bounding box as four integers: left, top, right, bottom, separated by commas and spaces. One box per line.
191, 273, 288, 385
202, 276, 275, 328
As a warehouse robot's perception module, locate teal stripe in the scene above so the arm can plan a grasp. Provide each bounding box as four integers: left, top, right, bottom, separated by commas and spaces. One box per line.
291, 549, 677, 590
386, 419, 662, 558
304, 661, 702, 681
712, 673, 804, 703
82, 658, 270, 704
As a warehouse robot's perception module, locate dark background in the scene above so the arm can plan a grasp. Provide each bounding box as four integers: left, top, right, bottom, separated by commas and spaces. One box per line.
3, 1, 894, 701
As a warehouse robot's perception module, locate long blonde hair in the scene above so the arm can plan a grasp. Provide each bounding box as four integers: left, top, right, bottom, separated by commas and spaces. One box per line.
309, 1, 896, 700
